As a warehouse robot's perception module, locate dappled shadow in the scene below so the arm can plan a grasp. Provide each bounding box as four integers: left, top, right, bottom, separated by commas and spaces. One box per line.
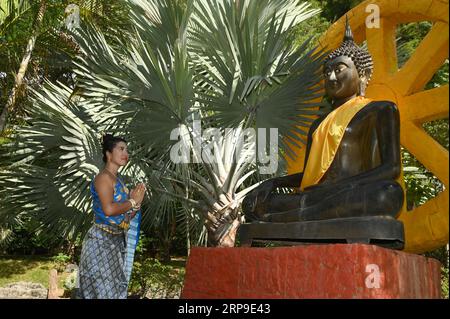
0, 256, 52, 282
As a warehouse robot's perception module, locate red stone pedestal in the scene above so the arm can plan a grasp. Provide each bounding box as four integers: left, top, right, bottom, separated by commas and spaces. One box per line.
181, 244, 441, 299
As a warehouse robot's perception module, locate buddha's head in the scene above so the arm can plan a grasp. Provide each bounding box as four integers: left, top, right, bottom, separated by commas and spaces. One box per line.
323, 17, 373, 105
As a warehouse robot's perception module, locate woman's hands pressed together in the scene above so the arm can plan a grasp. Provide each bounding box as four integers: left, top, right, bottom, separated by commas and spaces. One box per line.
130, 182, 146, 208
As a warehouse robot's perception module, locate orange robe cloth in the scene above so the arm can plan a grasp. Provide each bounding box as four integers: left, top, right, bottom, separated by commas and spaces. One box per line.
300, 96, 372, 191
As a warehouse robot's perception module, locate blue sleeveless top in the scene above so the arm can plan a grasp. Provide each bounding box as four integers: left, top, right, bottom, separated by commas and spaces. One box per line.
91, 176, 132, 230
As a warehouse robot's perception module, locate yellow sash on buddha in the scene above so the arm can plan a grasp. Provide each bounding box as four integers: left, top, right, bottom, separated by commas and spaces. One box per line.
300, 96, 372, 190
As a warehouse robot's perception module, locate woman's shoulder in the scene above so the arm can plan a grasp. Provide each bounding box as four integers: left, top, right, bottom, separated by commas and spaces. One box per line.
94, 171, 116, 189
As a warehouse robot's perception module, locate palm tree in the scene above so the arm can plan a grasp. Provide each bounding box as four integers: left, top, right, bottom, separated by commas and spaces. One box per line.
0, 0, 47, 133
0, 0, 133, 133
0, 0, 326, 248
0, 0, 133, 247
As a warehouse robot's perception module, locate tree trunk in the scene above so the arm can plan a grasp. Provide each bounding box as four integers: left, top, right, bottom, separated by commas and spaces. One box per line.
207, 214, 242, 247
0, 0, 47, 133
205, 194, 243, 247
186, 212, 191, 256
217, 218, 241, 247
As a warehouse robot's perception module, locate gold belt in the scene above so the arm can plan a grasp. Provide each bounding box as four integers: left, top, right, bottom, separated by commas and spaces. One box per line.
94, 223, 124, 235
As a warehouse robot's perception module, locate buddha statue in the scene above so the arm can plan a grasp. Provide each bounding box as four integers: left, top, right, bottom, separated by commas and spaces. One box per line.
239, 19, 405, 248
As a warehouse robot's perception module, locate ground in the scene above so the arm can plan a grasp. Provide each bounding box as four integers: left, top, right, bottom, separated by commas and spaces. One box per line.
0, 255, 187, 298
0, 255, 69, 290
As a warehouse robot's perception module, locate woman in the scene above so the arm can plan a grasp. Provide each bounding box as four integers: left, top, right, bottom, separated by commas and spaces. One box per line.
78, 134, 146, 299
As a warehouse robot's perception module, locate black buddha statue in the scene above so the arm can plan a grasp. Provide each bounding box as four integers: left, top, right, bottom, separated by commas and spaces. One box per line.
239, 18, 405, 249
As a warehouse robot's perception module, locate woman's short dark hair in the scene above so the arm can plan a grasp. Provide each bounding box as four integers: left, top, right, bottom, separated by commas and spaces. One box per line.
101, 134, 127, 163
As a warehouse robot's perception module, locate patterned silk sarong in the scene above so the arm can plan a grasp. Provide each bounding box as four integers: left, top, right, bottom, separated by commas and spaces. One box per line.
78, 224, 128, 299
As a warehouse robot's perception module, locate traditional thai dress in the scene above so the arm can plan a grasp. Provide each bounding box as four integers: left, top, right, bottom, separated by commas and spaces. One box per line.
78, 175, 141, 299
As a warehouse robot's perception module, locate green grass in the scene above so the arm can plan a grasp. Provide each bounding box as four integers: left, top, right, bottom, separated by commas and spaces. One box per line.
0, 256, 68, 289
0, 255, 184, 293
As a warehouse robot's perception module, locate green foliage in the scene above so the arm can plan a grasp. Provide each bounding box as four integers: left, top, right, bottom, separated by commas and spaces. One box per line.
427, 60, 449, 89
424, 118, 449, 150
133, 230, 188, 262
0, 219, 59, 255
0, 0, 133, 130
316, 0, 363, 22
397, 22, 448, 90
129, 231, 185, 298
129, 257, 185, 299
402, 149, 445, 208
291, 0, 330, 51
397, 22, 432, 68
442, 266, 449, 299
51, 252, 71, 272
401, 118, 449, 217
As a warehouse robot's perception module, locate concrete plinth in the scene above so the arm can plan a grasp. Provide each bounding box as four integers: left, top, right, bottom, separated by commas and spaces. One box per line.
181, 244, 441, 299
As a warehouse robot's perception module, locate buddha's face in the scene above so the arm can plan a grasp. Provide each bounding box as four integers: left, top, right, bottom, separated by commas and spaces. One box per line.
324, 55, 361, 101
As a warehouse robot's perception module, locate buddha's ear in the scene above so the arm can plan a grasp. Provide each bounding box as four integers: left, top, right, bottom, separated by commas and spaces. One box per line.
359, 74, 368, 97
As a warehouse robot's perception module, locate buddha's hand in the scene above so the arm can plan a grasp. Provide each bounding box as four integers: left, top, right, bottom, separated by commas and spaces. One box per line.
242, 180, 274, 220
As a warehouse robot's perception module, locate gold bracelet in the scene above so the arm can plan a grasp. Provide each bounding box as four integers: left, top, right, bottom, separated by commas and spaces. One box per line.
128, 198, 137, 209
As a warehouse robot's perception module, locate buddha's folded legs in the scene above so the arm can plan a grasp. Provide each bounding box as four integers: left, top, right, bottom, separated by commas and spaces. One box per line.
262, 179, 404, 223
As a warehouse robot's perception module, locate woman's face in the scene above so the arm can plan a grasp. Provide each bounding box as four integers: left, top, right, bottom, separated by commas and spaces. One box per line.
107, 141, 129, 166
